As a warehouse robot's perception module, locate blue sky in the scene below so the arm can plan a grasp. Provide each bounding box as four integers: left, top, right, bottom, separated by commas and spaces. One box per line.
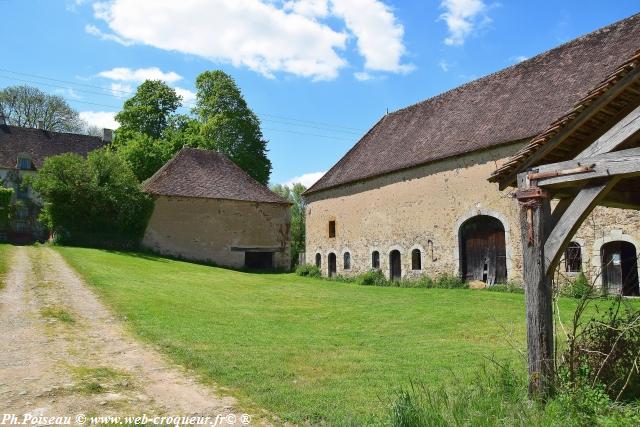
1, 1, 638, 186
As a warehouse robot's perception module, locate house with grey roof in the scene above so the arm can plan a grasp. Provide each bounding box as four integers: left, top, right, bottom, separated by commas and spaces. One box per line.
142, 147, 291, 270
0, 122, 108, 242
304, 13, 640, 293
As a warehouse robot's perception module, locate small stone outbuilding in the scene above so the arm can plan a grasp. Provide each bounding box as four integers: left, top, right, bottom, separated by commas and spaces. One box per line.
142, 148, 291, 270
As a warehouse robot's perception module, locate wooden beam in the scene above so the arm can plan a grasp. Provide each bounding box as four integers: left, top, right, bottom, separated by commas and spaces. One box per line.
517, 172, 553, 399
497, 66, 640, 189
534, 148, 640, 187
578, 104, 640, 158
543, 179, 619, 274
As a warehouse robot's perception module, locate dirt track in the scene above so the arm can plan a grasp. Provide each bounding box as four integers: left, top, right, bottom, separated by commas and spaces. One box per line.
0, 246, 255, 425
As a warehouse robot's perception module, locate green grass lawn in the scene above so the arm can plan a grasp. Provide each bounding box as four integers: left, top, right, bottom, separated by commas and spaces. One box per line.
0, 244, 12, 288
56, 247, 583, 425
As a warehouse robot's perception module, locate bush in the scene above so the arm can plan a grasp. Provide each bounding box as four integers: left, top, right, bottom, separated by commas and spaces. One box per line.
434, 273, 467, 289
560, 302, 640, 401
295, 264, 321, 278
386, 363, 640, 426
356, 269, 388, 286
561, 272, 592, 299
32, 150, 153, 248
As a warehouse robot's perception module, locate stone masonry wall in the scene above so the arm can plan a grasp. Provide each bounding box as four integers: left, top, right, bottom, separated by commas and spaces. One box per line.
305, 142, 640, 286
143, 196, 291, 269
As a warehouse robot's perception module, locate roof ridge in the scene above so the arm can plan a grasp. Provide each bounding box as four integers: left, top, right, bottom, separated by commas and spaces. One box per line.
389, 12, 640, 118
1, 124, 102, 141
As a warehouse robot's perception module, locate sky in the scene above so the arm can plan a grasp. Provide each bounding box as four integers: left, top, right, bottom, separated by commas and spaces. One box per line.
1, 1, 638, 187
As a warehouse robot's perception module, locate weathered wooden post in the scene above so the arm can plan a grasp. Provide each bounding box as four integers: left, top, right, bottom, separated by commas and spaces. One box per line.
516, 172, 554, 399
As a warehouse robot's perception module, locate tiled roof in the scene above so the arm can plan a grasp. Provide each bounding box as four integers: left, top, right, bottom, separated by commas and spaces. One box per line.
142, 147, 290, 204
0, 125, 104, 169
490, 49, 640, 187
306, 13, 640, 194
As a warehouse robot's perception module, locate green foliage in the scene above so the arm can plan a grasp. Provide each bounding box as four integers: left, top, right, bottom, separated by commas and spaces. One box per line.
0, 185, 14, 230
387, 364, 640, 427
32, 150, 153, 247
356, 269, 388, 286
487, 282, 525, 293
559, 302, 640, 401
115, 80, 182, 139
271, 183, 306, 268
433, 273, 467, 289
295, 264, 321, 278
113, 132, 180, 182
0, 85, 84, 132
561, 272, 592, 299
194, 71, 271, 184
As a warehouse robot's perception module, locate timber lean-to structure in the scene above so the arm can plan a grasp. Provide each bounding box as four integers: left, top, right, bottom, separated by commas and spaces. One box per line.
490, 49, 640, 399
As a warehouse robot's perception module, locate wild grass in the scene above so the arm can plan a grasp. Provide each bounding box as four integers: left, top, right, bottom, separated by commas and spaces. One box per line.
0, 244, 12, 289
56, 246, 625, 425
40, 305, 75, 323
70, 366, 132, 395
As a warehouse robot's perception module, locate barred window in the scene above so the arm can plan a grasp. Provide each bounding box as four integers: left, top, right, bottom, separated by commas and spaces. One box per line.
565, 242, 582, 273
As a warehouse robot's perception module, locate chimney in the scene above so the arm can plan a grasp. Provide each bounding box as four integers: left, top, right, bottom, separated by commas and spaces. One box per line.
102, 128, 113, 144
37, 120, 44, 129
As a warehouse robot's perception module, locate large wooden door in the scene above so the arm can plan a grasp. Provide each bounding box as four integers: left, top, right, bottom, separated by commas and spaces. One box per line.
328, 253, 337, 277
602, 241, 639, 296
459, 215, 507, 285
389, 250, 401, 281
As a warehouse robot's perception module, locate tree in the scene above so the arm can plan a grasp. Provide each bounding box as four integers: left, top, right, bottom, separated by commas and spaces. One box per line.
32, 150, 153, 247
271, 183, 306, 267
194, 71, 271, 184
115, 80, 181, 139
0, 85, 84, 132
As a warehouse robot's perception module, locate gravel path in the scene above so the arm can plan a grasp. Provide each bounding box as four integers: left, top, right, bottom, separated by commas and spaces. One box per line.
0, 246, 256, 425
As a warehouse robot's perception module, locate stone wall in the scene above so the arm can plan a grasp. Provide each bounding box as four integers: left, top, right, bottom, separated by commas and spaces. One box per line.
305, 142, 640, 286
143, 196, 291, 269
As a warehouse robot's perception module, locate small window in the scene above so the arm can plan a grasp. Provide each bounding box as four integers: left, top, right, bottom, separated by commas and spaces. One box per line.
17, 157, 32, 170
315, 253, 322, 268
372, 251, 380, 269
328, 220, 336, 238
412, 249, 422, 270
343, 252, 351, 270
565, 242, 582, 273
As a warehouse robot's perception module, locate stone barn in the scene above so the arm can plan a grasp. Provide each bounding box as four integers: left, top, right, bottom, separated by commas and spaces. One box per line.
304, 13, 640, 291
142, 147, 291, 270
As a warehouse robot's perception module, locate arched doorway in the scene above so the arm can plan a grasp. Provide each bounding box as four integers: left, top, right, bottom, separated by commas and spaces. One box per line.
389, 250, 401, 281
601, 241, 639, 296
328, 253, 337, 277
459, 215, 507, 285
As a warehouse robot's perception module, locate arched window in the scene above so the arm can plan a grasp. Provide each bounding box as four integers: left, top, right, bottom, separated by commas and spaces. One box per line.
315, 253, 321, 268
412, 249, 422, 270
343, 252, 351, 270
372, 251, 380, 269
565, 242, 582, 273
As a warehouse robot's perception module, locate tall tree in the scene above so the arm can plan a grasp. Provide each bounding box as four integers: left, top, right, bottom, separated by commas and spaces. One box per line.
0, 85, 83, 132
115, 80, 181, 139
271, 183, 306, 267
194, 71, 271, 184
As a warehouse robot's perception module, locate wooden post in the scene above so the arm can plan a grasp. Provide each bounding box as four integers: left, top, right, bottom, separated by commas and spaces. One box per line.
517, 172, 554, 399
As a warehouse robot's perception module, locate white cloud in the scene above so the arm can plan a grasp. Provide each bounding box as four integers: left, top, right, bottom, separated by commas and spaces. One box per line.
439, 0, 488, 46
283, 171, 326, 187
98, 67, 182, 83
284, 0, 329, 18
438, 59, 451, 72
85, 24, 133, 46
354, 71, 373, 81
109, 82, 133, 98
89, 0, 410, 80
79, 111, 120, 130
331, 0, 412, 74
174, 87, 196, 104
